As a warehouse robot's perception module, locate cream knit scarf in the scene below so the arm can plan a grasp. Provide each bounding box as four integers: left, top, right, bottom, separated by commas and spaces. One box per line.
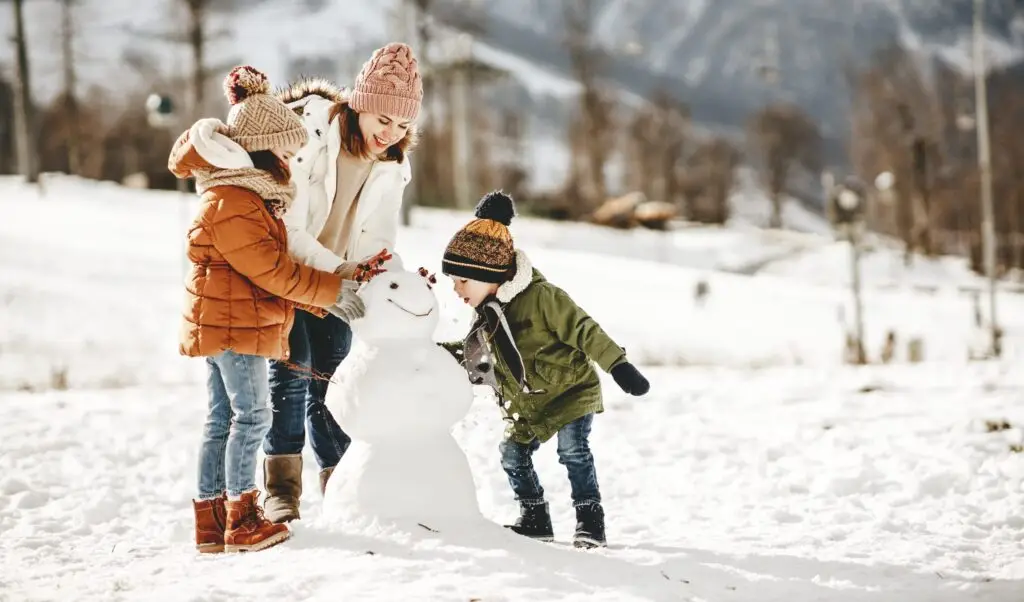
193, 167, 295, 218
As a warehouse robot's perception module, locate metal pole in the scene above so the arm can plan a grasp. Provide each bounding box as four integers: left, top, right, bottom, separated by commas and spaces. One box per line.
850, 224, 867, 365
973, 0, 999, 357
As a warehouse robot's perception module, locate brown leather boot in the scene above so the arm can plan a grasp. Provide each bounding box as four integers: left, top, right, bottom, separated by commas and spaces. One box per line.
263, 454, 302, 524
193, 494, 227, 554
224, 490, 290, 553
318, 466, 335, 496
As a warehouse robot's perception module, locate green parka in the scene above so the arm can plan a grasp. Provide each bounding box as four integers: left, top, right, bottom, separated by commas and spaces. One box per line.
442, 251, 626, 443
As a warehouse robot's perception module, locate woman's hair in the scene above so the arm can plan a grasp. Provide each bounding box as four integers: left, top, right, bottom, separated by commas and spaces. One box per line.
248, 151, 291, 184
327, 99, 416, 163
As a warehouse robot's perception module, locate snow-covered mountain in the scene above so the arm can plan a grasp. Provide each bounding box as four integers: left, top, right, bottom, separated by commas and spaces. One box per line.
436, 0, 1024, 136
5, 0, 1021, 132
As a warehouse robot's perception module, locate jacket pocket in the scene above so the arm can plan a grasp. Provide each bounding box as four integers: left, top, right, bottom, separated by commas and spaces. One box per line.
533, 356, 583, 385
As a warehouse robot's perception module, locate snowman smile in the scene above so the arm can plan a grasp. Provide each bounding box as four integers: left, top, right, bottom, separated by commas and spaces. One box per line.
387, 298, 433, 318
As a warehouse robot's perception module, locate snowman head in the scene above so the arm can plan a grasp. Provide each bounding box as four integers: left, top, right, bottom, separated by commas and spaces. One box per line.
352, 268, 440, 342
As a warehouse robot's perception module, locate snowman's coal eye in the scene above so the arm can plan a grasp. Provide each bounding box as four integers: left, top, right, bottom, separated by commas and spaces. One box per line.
389, 282, 399, 290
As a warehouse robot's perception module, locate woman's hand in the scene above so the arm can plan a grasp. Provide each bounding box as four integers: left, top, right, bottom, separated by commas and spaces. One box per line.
353, 249, 392, 282
334, 249, 392, 282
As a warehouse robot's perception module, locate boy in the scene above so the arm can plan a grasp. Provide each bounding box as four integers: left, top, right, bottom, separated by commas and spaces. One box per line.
439, 191, 650, 549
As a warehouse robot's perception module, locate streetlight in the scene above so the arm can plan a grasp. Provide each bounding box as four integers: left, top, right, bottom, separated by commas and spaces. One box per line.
829, 175, 869, 365
145, 94, 188, 194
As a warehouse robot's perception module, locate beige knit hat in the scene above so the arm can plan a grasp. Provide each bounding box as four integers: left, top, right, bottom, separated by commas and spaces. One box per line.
350, 43, 423, 121
222, 66, 308, 152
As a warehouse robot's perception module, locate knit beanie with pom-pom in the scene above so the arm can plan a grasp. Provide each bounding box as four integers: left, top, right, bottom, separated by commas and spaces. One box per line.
350, 43, 423, 121
442, 191, 518, 283
222, 65, 308, 152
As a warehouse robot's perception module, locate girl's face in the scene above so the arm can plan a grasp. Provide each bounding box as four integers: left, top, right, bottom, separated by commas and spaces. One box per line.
271, 140, 301, 163
452, 276, 499, 308
358, 112, 411, 156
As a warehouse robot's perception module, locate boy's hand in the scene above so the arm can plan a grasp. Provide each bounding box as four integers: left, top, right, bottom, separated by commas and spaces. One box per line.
611, 362, 649, 396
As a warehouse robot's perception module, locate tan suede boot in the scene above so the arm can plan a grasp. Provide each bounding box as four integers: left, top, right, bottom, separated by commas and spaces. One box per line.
263, 454, 302, 524
193, 494, 227, 554
319, 466, 335, 496
224, 490, 290, 553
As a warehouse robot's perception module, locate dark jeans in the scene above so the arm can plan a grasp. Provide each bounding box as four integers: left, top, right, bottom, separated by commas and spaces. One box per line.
264, 310, 352, 469
498, 414, 600, 508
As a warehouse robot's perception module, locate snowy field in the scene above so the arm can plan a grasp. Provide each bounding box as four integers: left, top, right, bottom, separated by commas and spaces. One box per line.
2, 176, 1023, 601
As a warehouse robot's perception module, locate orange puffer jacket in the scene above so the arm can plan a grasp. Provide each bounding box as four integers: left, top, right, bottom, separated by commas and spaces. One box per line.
170, 124, 343, 360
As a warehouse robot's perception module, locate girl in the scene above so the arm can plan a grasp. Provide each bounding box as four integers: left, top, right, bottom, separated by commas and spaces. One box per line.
169, 65, 369, 553
261, 42, 422, 523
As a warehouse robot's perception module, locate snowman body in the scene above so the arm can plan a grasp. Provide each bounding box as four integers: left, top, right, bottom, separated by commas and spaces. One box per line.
323, 269, 481, 528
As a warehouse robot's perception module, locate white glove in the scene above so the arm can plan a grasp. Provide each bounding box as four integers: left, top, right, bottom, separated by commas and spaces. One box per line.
330, 280, 365, 322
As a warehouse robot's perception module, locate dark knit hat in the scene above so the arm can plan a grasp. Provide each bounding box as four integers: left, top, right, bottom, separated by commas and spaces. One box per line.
442, 191, 517, 283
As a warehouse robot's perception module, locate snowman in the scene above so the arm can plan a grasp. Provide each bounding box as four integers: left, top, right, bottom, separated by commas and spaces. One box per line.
322, 266, 482, 531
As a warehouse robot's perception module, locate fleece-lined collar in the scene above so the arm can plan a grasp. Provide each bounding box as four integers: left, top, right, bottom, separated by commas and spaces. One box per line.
496, 250, 533, 303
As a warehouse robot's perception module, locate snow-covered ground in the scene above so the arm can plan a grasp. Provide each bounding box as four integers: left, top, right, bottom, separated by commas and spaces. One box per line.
2, 176, 1023, 601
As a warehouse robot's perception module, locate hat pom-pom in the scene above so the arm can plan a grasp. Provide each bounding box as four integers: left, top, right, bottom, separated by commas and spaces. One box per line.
223, 65, 270, 105
474, 191, 516, 226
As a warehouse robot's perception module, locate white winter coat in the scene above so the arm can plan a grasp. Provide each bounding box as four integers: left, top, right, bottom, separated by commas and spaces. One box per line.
282, 89, 412, 273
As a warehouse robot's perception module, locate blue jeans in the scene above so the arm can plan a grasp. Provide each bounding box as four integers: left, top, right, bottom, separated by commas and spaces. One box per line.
264, 310, 352, 469
198, 350, 273, 499
498, 414, 600, 508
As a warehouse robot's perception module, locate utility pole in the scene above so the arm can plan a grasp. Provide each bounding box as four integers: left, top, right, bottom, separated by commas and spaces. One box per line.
973, 0, 1000, 357
12, 0, 40, 184
61, 0, 80, 175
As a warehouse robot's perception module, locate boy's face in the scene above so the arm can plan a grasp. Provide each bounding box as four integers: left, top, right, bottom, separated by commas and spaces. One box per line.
452, 276, 499, 308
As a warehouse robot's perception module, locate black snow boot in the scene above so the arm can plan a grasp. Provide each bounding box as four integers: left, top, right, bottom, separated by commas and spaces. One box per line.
573, 502, 607, 549
505, 502, 554, 542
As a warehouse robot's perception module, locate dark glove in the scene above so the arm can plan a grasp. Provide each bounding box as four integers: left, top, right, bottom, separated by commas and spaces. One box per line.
611, 362, 649, 396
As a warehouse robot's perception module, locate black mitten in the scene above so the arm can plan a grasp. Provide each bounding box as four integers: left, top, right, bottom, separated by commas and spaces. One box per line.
611, 362, 650, 396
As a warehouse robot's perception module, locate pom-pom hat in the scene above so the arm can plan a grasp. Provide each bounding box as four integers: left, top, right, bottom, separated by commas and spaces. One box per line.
442, 191, 518, 283
222, 65, 308, 152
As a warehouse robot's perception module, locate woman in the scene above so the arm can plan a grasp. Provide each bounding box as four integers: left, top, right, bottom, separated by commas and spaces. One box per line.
262, 42, 422, 523
169, 65, 367, 553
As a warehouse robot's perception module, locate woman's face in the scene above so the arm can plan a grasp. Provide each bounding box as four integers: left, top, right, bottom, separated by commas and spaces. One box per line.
271, 140, 301, 163
358, 112, 411, 156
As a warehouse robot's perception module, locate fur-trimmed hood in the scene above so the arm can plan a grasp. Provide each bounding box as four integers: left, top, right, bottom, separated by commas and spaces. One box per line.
275, 76, 347, 106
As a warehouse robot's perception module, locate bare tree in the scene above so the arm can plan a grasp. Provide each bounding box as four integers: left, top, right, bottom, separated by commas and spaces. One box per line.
0, 73, 15, 175
747, 103, 821, 228
60, 0, 81, 175
401, 0, 439, 224
563, 0, 614, 211
498, 110, 529, 202
681, 137, 741, 224
184, 0, 206, 119
12, 0, 40, 184
626, 90, 689, 204
849, 45, 944, 258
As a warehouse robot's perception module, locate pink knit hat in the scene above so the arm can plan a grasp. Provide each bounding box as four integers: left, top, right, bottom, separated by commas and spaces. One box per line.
349, 43, 423, 121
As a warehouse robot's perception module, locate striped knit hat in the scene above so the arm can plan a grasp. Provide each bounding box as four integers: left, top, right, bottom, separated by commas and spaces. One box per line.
442, 191, 517, 283
222, 66, 308, 152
